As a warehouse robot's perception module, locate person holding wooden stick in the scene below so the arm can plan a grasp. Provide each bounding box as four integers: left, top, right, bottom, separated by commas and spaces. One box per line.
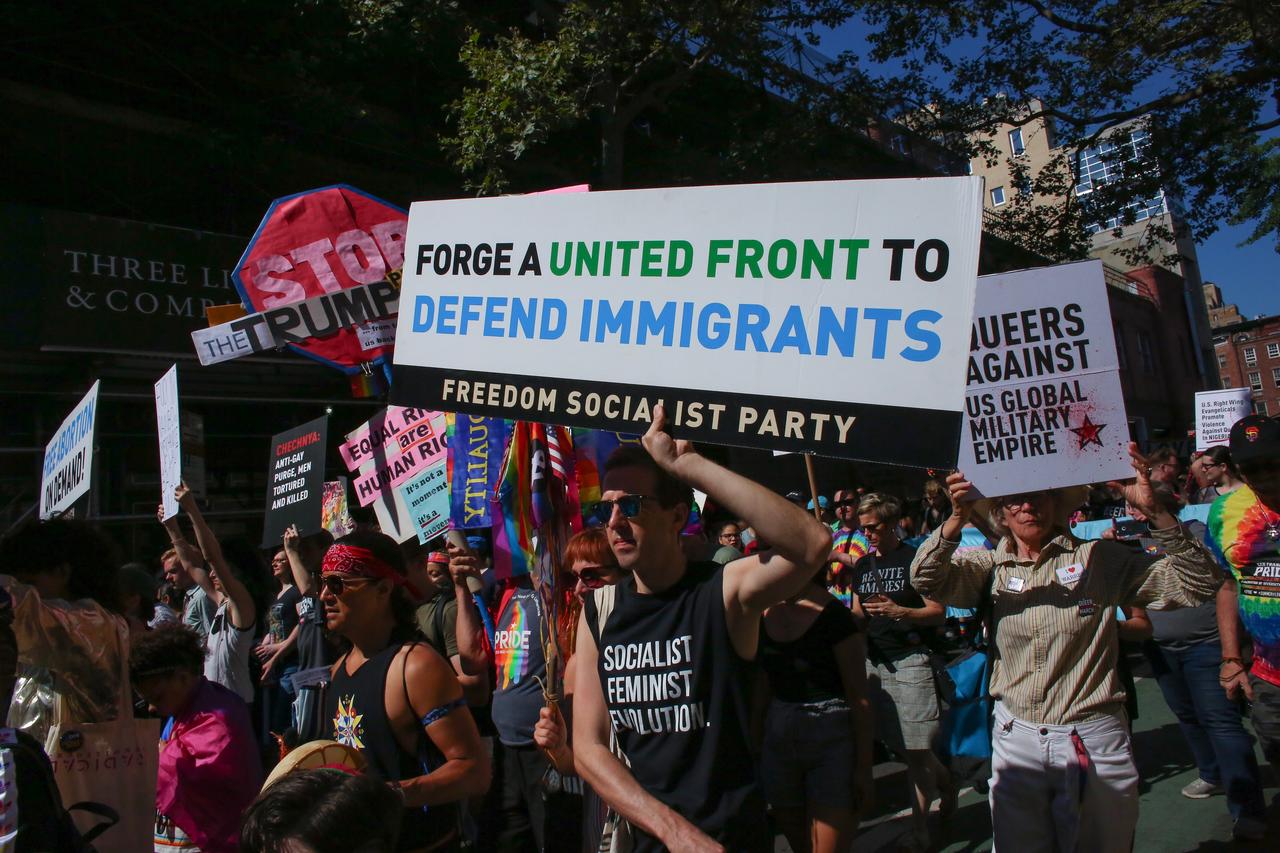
572, 405, 832, 853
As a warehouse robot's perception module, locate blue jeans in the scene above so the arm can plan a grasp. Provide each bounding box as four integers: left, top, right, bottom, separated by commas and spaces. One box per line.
1148, 640, 1264, 819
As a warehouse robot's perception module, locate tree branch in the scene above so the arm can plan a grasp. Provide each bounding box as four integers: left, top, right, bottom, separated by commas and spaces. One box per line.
1016, 0, 1110, 36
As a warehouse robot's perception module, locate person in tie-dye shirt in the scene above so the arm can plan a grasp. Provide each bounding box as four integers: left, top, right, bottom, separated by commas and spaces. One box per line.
1208, 415, 1280, 784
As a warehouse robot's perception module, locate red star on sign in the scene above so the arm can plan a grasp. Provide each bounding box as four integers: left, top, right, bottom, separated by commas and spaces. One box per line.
1070, 415, 1106, 449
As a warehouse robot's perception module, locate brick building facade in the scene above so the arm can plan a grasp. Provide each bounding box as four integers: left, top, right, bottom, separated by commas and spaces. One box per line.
1215, 314, 1280, 418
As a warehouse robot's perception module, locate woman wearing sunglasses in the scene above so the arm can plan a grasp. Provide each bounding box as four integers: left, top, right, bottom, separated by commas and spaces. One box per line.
532, 528, 625, 851
911, 444, 1222, 851
319, 531, 489, 852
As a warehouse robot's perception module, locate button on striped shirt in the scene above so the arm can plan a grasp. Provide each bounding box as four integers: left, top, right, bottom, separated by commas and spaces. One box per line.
910, 524, 1221, 725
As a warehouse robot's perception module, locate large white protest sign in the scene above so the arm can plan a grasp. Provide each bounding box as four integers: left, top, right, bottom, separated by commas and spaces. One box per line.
40, 381, 101, 518
1196, 388, 1252, 451
956, 260, 1131, 497
155, 365, 182, 520
390, 178, 982, 467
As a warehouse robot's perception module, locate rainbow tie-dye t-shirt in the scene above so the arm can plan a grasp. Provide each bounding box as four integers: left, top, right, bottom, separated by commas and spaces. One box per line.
1207, 486, 1280, 686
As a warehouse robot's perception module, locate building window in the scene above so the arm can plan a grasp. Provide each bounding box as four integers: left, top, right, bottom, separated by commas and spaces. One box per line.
1244, 346, 1257, 366
1218, 352, 1227, 369
1223, 377, 1234, 389
1249, 371, 1263, 392
890, 134, 908, 155
1137, 331, 1156, 374
1009, 128, 1025, 156
991, 186, 1006, 206
1273, 366, 1280, 387
1256, 401, 1270, 416
1268, 342, 1280, 359
1114, 325, 1127, 370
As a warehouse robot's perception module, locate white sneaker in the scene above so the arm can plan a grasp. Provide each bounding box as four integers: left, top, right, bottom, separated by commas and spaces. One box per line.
1180, 778, 1222, 799
1232, 816, 1266, 841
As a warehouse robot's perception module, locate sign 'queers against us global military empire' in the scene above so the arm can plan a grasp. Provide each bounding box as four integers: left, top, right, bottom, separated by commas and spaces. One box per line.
391, 179, 982, 466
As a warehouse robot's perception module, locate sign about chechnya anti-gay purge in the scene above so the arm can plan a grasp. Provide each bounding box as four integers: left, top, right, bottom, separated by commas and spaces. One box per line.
391, 179, 983, 467
262, 415, 328, 547
956, 259, 1131, 497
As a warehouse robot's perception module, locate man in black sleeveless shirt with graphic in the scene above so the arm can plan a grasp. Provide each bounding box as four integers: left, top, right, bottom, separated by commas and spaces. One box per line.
319, 531, 490, 852
574, 406, 833, 852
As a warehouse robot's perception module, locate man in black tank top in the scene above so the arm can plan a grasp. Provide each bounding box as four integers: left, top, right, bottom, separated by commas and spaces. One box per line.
573, 406, 833, 852
318, 531, 490, 852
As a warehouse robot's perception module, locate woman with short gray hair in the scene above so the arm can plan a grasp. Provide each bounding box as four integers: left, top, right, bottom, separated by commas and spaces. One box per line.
911, 445, 1222, 851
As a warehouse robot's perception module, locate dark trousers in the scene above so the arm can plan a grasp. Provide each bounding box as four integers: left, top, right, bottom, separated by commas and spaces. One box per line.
477, 742, 582, 853
1148, 640, 1265, 819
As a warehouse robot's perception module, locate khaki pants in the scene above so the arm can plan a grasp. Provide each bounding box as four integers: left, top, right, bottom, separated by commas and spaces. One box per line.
990, 702, 1138, 852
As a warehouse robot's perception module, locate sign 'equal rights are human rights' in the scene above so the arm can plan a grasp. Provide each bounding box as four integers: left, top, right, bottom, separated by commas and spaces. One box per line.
390, 179, 983, 466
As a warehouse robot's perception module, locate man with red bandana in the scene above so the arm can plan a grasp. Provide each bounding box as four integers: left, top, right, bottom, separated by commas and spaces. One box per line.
319, 531, 490, 852
1210, 415, 1280, 794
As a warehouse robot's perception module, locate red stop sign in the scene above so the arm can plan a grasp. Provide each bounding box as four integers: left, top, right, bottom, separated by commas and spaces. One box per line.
233, 184, 407, 373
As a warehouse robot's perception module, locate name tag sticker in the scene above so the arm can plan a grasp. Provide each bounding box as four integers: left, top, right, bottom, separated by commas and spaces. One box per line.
1056, 563, 1085, 586
1078, 598, 1096, 617
1006, 576, 1026, 593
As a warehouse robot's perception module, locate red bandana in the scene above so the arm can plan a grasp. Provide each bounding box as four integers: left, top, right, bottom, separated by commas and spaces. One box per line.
321, 544, 421, 599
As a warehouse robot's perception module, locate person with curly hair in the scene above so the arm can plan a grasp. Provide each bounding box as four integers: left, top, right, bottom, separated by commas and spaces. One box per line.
131, 624, 261, 853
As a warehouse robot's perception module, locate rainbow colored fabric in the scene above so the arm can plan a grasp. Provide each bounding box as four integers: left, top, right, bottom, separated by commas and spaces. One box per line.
572, 428, 640, 509
1207, 485, 1280, 685
493, 422, 536, 579
831, 527, 870, 565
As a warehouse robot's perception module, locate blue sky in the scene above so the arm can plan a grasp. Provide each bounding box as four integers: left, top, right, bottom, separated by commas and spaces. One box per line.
813, 16, 1279, 321
1196, 223, 1278, 320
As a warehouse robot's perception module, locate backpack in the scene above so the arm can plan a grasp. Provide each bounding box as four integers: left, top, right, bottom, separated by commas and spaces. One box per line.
0, 726, 118, 852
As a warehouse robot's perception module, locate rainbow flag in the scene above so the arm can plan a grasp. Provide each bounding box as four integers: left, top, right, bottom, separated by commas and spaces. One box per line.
572, 428, 640, 510
493, 423, 535, 579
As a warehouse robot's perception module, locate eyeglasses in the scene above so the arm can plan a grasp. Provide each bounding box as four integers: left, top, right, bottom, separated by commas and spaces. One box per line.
832, 499, 858, 509
719, 532, 740, 541
573, 566, 614, 589
1001, 492, 1047, 509
321, 574, 377, 596
586, 495, 653, 525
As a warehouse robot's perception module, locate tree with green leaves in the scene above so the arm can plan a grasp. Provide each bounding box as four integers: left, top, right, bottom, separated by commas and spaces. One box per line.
444, 1, 854, 193
832, 0, 1279, 261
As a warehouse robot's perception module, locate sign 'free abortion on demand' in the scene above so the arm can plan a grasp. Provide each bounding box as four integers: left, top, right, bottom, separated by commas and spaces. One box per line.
40, 381, 101, 519
956, 260, 1131, 497
391, 179, 983, 466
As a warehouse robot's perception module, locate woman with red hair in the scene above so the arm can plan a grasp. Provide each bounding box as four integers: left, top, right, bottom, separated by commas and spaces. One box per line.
532, 528, 626, 851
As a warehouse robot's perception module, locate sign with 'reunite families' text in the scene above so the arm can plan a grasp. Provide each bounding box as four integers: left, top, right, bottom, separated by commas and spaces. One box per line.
1195, 388, 1252, 452
956, 260, 1130, 496
40, 381, 101, 519
262, 416, 328, 547
390, 178, 983, 466
154, 365, 182, 520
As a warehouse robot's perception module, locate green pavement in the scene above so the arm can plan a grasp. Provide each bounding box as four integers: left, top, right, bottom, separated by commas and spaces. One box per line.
843, 664, 1279, 851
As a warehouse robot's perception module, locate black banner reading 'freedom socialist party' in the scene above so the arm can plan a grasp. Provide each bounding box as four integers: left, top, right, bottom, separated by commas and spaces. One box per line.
262, 416, 328, 547
389, 180, 983, 467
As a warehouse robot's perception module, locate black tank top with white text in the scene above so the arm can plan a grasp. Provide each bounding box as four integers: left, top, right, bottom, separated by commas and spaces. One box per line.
585, 562, 769, 853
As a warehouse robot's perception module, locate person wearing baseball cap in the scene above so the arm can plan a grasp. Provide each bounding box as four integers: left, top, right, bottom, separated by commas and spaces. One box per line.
1208, 414, 1280, 838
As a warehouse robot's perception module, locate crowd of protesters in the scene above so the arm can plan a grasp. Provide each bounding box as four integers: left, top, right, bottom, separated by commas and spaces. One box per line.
0, 411, 1277, 852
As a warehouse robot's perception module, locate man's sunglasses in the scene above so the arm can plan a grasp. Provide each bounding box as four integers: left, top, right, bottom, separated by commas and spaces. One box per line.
321, 574, 377, 596
573, 566, 614, 589
586, 495, 653, 525
832, 499, 857, 509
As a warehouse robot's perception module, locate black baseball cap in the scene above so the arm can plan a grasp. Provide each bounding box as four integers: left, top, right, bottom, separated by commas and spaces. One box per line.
1229, 415, 1280, 466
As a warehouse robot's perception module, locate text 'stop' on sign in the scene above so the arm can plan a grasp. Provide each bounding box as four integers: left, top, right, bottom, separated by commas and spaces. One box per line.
390, 178, 983, 467
233, 185, 407, 374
